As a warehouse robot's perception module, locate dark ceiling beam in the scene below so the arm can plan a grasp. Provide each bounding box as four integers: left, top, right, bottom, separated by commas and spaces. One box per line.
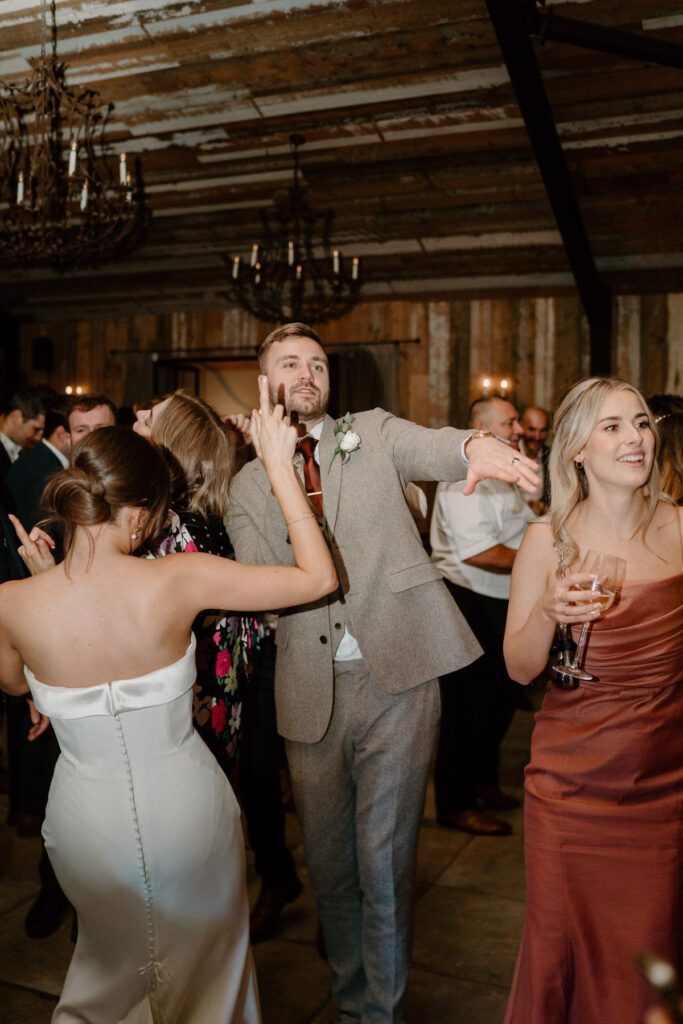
485, 0, 611, 375
525, 1, 683, 70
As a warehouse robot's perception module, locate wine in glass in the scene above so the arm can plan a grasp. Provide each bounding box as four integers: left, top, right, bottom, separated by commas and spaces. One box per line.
552, 550, 626, 687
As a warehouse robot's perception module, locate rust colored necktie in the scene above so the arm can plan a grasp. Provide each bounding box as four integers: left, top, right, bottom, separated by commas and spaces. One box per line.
296, 436, 323, 517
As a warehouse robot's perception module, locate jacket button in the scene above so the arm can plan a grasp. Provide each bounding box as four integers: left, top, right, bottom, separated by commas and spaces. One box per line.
319, 635, 328, 644
334, 622, 342, 630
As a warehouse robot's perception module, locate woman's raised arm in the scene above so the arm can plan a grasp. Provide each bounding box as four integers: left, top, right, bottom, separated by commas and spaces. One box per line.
165, 374, 337, 615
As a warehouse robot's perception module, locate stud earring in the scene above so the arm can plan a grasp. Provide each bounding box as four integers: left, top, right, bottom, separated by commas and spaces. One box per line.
575, 460, 584, 470
131, 530, 139, 541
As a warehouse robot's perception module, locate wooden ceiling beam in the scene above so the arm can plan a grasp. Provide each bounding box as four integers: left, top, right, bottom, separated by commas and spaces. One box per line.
526, 1, 683, 70
486, 0, 612, 374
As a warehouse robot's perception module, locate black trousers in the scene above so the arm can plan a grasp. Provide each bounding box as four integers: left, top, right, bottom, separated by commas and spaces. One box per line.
240, 634, 299, 890
435, 582, 520, 814
6, 696, 64, 897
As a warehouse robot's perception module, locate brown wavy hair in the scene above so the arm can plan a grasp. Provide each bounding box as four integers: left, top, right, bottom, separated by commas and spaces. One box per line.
151, 392, 234, 518
41, 426, 170, 556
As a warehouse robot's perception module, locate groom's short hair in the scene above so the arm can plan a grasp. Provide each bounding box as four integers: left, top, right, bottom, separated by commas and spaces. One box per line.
258, 322, 323, 371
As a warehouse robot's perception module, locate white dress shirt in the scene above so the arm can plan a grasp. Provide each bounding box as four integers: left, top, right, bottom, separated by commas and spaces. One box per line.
0, 431, 21, 464
430, 479, 535, 600
305, 419, 362, 661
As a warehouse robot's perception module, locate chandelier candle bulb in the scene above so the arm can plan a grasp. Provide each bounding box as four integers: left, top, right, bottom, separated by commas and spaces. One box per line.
288, 240, 295, 266
482, 377, 491, 397
254, 261, 261, 284
500, 378, 509, 398
352, 257, 360, 280
80, 182, 88, 211
16, 172, 24, 204
125, 173, 132, 203
332, 249, 340, 275
296, 264, 303, 281
232, 255, 240, 280
68, 140, 77, 176
119, 153, 126, 186
250, 244, 258, 267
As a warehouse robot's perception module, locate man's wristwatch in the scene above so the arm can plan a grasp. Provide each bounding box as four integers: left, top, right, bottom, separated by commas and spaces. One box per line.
460, 430, 494, 466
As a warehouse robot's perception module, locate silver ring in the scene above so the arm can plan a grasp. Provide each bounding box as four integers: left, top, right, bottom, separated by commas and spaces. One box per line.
511, 456, 520, 465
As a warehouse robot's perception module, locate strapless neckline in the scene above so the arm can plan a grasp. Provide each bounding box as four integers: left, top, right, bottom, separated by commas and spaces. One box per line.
622, 572, 683, 587
25, 635, 196, 692
25, 636, 198, 720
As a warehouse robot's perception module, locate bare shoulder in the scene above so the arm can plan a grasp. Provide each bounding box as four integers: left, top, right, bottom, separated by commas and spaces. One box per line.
0, 577, 30, 626
519, 519, 554, 555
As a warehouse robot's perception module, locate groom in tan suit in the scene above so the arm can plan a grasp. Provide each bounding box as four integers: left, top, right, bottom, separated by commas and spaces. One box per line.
227, 323, 539, 1024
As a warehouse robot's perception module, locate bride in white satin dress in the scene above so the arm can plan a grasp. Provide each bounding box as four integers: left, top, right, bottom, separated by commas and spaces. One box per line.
0, 376, 337, 1024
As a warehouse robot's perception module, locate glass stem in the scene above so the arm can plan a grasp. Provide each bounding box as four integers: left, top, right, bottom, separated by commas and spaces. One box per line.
571, 622, 590, 669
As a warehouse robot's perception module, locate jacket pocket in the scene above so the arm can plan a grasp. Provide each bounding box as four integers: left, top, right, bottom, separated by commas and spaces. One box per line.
386, 561, 442, 593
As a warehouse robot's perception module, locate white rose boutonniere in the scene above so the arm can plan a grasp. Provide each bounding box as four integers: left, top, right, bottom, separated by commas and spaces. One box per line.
330, 412, 361, 469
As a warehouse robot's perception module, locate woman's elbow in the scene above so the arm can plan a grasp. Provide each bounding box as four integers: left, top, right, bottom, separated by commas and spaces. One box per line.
503, 648, 535, 686
321, 568, 339, 597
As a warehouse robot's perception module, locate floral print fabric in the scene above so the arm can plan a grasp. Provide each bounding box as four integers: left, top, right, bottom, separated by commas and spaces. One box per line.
149, 509, 263, 786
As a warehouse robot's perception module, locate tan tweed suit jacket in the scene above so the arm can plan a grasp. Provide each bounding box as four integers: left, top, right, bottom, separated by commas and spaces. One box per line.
226, 409, 482, 743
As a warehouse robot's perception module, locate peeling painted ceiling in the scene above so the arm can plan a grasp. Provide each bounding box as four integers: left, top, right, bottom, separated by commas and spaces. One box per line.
1, 0, 682, 320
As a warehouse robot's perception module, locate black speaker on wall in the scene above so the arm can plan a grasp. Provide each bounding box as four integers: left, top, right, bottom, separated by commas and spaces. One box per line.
32, 335, 54, 373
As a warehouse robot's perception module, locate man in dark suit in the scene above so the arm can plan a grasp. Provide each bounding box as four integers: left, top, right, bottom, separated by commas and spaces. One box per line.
4, 400, 72, 937
7, 400, 71, 532
227, 322, 540, 1024
0, 389, 46, 479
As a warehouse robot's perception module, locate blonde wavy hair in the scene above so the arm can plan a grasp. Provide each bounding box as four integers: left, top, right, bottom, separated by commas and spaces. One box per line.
152, 392, 234, 518
549, 377, 661, 574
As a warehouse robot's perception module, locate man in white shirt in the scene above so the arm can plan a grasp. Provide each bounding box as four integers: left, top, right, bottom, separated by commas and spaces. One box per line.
431, 397, 535, 836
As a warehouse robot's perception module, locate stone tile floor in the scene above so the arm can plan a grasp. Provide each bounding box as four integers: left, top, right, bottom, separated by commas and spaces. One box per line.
0, 709, 535, 1024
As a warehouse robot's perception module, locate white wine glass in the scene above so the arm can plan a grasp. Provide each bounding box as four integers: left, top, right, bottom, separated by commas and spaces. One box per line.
552, 550, 626, 686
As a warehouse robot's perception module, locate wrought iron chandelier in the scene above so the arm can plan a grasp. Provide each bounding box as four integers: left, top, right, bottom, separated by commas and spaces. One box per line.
0, 0, 146, 269
228, 135, 361, 324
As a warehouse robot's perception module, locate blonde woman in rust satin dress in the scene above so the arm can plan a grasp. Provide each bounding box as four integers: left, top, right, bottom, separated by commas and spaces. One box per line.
503, 377, 683, 1024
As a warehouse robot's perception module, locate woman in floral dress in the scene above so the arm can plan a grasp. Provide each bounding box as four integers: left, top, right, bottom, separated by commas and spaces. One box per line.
136, 391, 262, 786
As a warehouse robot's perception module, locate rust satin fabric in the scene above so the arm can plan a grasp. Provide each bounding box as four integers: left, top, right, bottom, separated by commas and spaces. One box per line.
505, 574, 683, 1024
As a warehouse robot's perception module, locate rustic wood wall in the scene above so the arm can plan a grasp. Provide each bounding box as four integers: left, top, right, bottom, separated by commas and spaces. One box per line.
18, 293, 681, 427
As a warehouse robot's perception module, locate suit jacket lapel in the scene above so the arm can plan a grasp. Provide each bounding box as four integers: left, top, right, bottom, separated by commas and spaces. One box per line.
319, 415, 342, 533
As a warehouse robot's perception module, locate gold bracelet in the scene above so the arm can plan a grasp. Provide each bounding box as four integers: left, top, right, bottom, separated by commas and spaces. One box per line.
285, 512, 316, 526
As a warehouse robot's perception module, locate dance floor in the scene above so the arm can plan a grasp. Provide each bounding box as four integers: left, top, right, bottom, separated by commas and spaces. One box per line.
0, 710, 535, 1023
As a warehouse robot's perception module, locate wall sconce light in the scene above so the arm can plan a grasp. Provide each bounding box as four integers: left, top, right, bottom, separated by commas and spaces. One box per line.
479, 375, 513, 399
65, 385, 84, 396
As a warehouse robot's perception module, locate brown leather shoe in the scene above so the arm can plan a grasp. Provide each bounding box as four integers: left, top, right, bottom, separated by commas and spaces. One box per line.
437, 809, 512, 836
249, 878, 303, 944
475, 786, 521, 811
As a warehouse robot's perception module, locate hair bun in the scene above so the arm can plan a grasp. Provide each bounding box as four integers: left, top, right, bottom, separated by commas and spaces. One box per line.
42, 466, 110, 527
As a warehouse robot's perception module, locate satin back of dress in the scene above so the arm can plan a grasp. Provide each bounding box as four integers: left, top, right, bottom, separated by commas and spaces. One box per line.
27, 638, 261, 1024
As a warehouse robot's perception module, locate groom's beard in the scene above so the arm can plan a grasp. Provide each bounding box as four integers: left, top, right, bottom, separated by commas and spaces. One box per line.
270, 383, 329, 422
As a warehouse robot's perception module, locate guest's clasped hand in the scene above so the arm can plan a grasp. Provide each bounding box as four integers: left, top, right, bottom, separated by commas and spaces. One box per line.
540, 572, 606, 625
9, 515, 57, 576
249, 374, 298, 472
463, 435, 541, 496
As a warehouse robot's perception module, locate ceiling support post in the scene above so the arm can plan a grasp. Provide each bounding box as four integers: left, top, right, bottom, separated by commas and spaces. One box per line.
486, 0, 612, 374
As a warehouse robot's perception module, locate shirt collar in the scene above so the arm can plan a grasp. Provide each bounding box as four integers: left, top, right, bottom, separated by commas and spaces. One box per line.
306, 419, 324, 442
42, 438, 69, 469
0, 431, 21, 463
